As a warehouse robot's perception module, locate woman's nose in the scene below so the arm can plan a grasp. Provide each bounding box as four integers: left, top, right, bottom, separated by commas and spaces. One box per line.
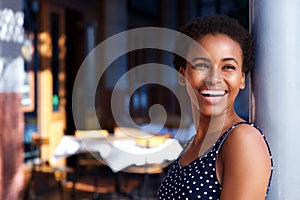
205, 69, 221, 85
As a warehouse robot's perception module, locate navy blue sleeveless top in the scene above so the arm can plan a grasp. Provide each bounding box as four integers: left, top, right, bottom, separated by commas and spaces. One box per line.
157, 122, 273, 200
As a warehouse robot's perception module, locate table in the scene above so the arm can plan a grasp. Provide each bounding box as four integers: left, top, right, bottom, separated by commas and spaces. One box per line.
51, 134, 183, 173
52, 133, 183, 199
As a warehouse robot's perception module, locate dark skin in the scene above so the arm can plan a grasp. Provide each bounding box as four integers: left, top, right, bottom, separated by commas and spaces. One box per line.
179, 34, 271, 199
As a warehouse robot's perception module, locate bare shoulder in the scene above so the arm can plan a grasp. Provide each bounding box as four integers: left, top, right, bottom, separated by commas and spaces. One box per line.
222, 123, 270, 156
221, 123, 271, 167
219, 123, 272, 199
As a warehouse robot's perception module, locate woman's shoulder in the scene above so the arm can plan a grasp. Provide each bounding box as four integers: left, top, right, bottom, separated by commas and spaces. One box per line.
217, 122, 267, 152
227, 121, 263, 134
231, 122, 263, 137
218, 122, 273, 198
221, 122, 270, 158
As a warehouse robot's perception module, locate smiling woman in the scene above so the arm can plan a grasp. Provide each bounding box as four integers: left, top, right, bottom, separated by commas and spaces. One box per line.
183, 33, 245, 118
157, 15, 273, 200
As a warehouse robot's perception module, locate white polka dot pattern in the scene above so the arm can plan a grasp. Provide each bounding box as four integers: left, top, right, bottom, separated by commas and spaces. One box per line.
157, 122, 273, 200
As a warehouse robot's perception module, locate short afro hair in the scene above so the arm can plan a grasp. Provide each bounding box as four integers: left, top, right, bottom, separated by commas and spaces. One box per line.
173, 15, 254, 74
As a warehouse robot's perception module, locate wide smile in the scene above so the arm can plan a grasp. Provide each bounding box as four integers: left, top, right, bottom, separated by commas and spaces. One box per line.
198, 89, 228, 104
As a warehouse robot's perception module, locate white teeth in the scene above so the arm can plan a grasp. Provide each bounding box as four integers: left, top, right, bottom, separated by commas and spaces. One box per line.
201, 90, 226, 96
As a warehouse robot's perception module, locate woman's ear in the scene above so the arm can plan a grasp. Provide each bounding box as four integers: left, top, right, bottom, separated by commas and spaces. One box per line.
178, 67, 186, 86
240, 72, 246, 89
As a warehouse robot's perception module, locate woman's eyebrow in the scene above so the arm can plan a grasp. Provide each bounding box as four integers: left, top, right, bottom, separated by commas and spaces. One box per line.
191, 57, 211, 63
223, 57, 239, 65
191, 57, 239, 65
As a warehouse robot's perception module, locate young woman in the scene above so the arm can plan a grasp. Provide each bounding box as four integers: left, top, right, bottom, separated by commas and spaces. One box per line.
157, 15, 273, 200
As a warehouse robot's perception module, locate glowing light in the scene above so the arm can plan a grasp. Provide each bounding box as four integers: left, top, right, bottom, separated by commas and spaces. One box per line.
58, 34, 67, 59
38, 32, 52, 58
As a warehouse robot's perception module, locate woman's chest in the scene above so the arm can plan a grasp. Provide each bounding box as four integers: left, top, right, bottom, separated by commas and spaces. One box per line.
158, 156, 222, 199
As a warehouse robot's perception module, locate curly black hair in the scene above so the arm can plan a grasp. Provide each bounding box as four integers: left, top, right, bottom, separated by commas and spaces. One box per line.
173, 15, 254, 74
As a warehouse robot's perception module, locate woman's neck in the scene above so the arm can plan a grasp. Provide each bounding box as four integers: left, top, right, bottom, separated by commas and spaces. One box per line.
192, 109, 243, 147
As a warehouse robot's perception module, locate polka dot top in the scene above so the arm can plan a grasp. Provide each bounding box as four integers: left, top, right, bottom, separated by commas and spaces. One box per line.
157, 122, 273, 200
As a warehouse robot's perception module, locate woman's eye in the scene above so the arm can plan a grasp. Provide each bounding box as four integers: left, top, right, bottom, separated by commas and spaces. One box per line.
223, 65, 236, 71
194, 63, 209, 69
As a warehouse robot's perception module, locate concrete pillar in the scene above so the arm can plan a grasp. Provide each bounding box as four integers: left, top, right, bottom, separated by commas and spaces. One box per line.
0, 0, 25, 199
251, 0, 300, 199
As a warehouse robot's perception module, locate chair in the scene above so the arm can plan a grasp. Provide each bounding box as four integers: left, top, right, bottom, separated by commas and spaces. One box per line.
24, 133, 50, 199
24, 133, 76, 200
24, 133, 64, 199
120, 163, 167, 199
132, 134, 171, 199
72, 129, 114, 199
115, 132, 172, 199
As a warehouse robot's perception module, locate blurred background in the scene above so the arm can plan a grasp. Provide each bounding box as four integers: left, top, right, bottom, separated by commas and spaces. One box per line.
0, 0, 249, 199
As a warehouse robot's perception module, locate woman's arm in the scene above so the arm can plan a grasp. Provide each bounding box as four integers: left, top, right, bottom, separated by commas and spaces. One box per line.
218, 124, 272, 200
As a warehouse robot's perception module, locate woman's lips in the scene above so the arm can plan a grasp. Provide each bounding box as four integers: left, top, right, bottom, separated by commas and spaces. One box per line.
200, 89, 227, 97
199, 89, 228, 104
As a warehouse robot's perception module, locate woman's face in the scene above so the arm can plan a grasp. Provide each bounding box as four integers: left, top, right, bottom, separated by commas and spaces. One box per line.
181, 33, 245, 117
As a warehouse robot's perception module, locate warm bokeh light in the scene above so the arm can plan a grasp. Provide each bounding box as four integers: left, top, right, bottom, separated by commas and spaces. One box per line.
58, 34, 66, 59
38, 32, 52, 58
